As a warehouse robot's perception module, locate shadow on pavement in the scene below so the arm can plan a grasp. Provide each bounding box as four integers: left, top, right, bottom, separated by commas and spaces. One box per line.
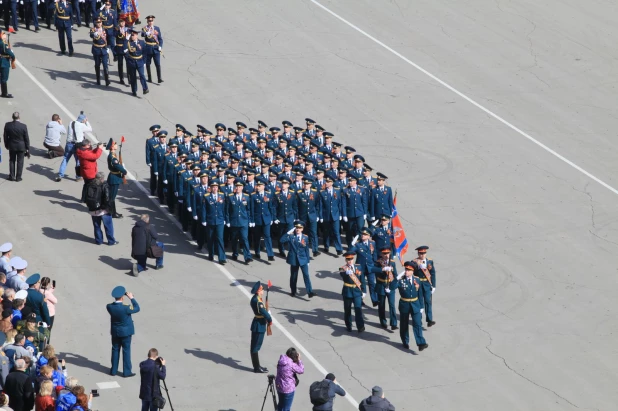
33, 189, 78, 202
99, 255, 133, 271
42, 227, 93, 244
63, 352, 111, 375
48, 200, 85, 212
184, 348, 253, 373
27, 163, 59, 180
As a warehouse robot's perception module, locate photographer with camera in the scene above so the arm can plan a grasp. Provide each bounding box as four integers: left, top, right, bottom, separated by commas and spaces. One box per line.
275, 347, 304, 411
56, 112, 92, 182
77, 139, 104, 202
139, 348, 167, 411
310, 373, 346, 411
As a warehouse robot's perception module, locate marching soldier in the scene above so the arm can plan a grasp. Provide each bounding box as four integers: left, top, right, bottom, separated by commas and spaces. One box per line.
175, 157, 193, 231
249, 281, 272, 373
359, 164, 377, 190
274, 176, 298, 258
249, 178, 275, 261
374, 248, 398, 330
397, 261, 428, 351
413, 245, 436, 327
24, 0, 40, 32
296, 177, 321, 257
342, 175, 368, 248
145, 124, 160, 196
280, 221, 315, 298
191, 171, 209, 244
141, 15, 163, 83
201, 181, 227, 264
114, 17, 130, 85
225, 180, 253, 264
370, 173, 394, 222
318, 176, 343, 256
372, 215, 393, 253
106, 138, 127, 218
340, 146, 356, 171
163, 143, 178, 213
90, 18, 111, 86
305, 118, 317, 138
350, 227, 378, 307
0, 29, 15, 99
123, 27, 148, 96
100, 1, 117, 58
52, 0, 74, 56
339, 251, 365, 333
152, 131, 168, 204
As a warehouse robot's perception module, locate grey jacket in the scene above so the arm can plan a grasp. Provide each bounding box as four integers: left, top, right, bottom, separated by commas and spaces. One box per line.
43, 121, 67, 147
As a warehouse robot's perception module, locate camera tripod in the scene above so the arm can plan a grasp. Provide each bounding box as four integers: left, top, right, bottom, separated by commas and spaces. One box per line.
162, 379, 175, 411
261, 374, 277, 411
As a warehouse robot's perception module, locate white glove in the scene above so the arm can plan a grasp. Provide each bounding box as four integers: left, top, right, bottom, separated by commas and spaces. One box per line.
174, 192, 178, 197
385, 288, 390, 294
339, 216, 342, 221
351, 235, 359, 246
287, 227, 295, 235
154, 172, 158, 176
202, 222, 207, 226
193, 216, 198, 220
319, 219, 323, 223
371, 216, 376, 221
158, 46, 162, 51
41, 322, 48, 328
343, 217, 348, 222
147, 163, 151, 167
421, 308, 425, 314
431, 287, 435, 294
187, 207, 192, 212
382, 267, 389, 272
164, 180, 168, 184
226, 223, 230, 227
20, 1, 23, 4
362, 293, 366, 299
396, 273, 404, 280
363, 214, 367, 220
178, 199, 184, 204
274, 219, 280, 224
316, 217, 319, 222
270, 221, 273, 225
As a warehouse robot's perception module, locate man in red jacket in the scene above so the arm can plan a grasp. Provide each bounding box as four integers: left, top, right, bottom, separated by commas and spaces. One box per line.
77, 139, 103, 202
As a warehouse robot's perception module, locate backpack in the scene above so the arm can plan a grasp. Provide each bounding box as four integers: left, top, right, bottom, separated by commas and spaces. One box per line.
309, 380, 331, 405
85, 182, 103, 211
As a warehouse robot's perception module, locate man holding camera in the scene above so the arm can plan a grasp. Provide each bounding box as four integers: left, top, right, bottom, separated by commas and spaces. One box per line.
139, 348, 166, 411
107, 286, 140, 378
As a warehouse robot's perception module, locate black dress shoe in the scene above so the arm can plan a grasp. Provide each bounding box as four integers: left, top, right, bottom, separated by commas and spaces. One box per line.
254, 253, 261, 259
308, 292, 317, 298
391, 325, 398, 330
402, 343, 409, 349
15, 178, 22, 182
268, 256, 275, 261
108, 241, 119, 246
219, 260, 227, 265
322, 247, 329, 253
290, 292, 296, 297
372, 301, 379, 307
245, 258, 253, 264
112, 213, 123, 218
143, 89, 149, 95
55, 177, 62, 182
61, 51, 66, 55
336, 250, 343, 256
254, 368, 267, 374
260, 366, 268, 372
208, 256, 214, 261
418, 344, 429, 351
313, 251, 321, 257
381, 324, 388, 329
358, 327, 365, 333
156, 265, 164, 270
1, 94, 13, 98
361, 302, 368, 308
6, 176, 14, 181
132, 92, 137, 97
279, 251, 286, 258
123, 373, 136, 378
346, 328, 352, 332
35, 27, 41, 32
231, 255, 238, 261
68, 52, 73, 57
158, 79, 163, 83
427, 320, 436, 327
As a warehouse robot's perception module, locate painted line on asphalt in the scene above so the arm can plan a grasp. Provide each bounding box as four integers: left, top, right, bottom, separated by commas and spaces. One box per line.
16, 58, 360, 408
96, 381, 121, 390
309, 0, 618, 197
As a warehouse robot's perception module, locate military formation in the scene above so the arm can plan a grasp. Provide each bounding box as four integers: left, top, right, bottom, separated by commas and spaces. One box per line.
143, 119, 439, 358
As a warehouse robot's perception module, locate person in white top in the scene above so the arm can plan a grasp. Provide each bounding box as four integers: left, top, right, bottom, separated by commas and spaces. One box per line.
55, 112, 93, 182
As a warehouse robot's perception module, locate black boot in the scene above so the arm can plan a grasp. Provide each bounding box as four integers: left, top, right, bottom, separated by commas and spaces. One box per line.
251, 352, 267, 373
155, 65, 163, 83
104, 69, 110, 86
0, 83, 13, 98
146, 65, 152, 83
95, 66, 101, 85
118, 61, 126, 85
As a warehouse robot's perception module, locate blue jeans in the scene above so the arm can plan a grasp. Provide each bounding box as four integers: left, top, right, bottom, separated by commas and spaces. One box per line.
135, 242, 164, 272
92, 214, 116, 245
277, 391, 295, 411
141, 400, 158, 411
58, 142, 79, 178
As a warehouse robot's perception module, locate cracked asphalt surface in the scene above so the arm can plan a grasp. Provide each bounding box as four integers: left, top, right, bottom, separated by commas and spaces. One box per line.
1, 0, 617, 409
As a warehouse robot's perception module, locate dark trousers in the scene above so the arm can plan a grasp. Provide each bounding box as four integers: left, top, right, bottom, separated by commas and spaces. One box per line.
43, 143, 65, 158
399, 308, 426, 346
253, 223, 273, 257
290, 264, 312, 295
110, 335, 132, 375
378, 291, 398, 327
109, 183, 119, 215
126, 62, 148, 94
8, 150, 24, 180
345, 216, 364, 248
323, 219, 343, 252
156, 171, 165, 202
94, 52, 109, 82
3, 1, 18, 31
302, 217, 319, 252
276, 221, 294, 254
57, 25, 74, 53
141, 400, 158, 411
71, 0, 81, 25
250, 331, 265, 353
24, 1, 38, 29
343, 296, 364, 331
207, 223, 226, 261
149, 166, 156, 195
230, 225, 251, 260
418, 283, 433, 322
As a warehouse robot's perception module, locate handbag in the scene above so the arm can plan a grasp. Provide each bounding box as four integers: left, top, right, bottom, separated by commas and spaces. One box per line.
145, 226, 164, 258
151, 365, 166, 409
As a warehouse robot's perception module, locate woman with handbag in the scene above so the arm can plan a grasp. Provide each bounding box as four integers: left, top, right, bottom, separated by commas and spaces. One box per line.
275, 347, 304, 411
131, 214, 164, 276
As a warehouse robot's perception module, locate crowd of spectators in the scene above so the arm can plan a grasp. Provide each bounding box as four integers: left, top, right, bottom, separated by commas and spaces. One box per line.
0, 242, 94, 411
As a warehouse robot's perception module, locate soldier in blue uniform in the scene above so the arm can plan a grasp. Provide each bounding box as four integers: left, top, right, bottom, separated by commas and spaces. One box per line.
249, 179, 275, 261
24, 0, 40, 32
201, 181, 226, 264
152, 131, 168, 204
359, 164, 377, 190
343, 175, 368, 248
141, 15, 164, 83
296, 177, 321, 257
52, 0, 74, 56
107, 286, 141, 376
350, 155, 365, 180
99, 1, 117, 53
339, 252, 365, 333
249, 281, 272, 373
163, 143, 178, 213
236, 121, 250, 141
350, 228, 378, 307
123, 27, 148, 96
370, 172, 394, 222
114, 17, 129, 85
185, 164, 202, 238
280, 221, 315, 298
318, 176, 343, 255
175, 157, 193, 230
106, 138, 127, 218
90, 18, 111, 86
226, 180, 253, 264
340, 146, 355, 171
145, 124, 160, 196
413, 245, 436, 327
374, 248, 398, 330
372, 215, 393, 254
0, 30, 15, 99
274, 176, 297, 258
397, 261, 428, 351
305, 118, 317, 138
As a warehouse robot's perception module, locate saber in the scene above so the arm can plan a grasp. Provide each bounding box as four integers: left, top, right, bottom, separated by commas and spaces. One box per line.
266, 280, 272, 336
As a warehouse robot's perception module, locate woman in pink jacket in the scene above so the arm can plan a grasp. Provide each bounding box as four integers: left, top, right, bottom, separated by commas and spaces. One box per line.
39, 277, 57, 331
275, 347, 304, 411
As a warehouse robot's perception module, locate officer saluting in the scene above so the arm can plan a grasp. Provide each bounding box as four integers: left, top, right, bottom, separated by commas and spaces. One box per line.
123, 27, 148, 96
249, 281, 272, 373
90, 18, 111, 86
280, 220, 315, 298
107, 286, 140, 377
397, 261, 428, 351
141, 15, 163, 84
106, 138, 127, 218
339, 251, 365, 333
413, 245, 436, 327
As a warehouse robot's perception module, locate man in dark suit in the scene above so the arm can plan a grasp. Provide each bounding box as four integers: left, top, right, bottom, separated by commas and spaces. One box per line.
107, 286, 140, 377
3, 112, 30, 181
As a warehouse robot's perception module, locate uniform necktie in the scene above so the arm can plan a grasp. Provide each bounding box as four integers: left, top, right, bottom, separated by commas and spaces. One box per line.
297, 236, 302, 242
364, 241, 368, 246
237, 195, 241, 201
306, 191, 310, 196
329, 189, 333, 196
213, 195, 217, 201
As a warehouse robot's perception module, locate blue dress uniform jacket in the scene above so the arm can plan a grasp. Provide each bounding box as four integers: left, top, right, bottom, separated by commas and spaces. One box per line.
275, 190, 298, 224
123, 38, 148, 94
99, 7, 117, 47
297, 188, 320, 253
250, 294, 272, 353
250, 191, 275, 225
89, 27, 108, 55
319, 187, 343, 221
372, 225, 393, 252
53, 1, 72, 28
413, 258, 435, 323
114, 25, 129, 56
339, 263, 364, 331
201, 192, 226, 225
343, 186, 368, 218
107, 153, 127, 185
225, 193, 251, 227
351, 240, 378, 303
374, 258, 398, 327
359, 176, 378, 190
145, 136, 157, 166
397, 275, 426, 347
152, 144, 167, 173
141, 24, 163, 50
280, 233, 310, 266
107, 299, 140, 337
163, 154, 178, 189
190, 184, 208, 217
26, 288, 51, 325
371, 185, 394, 220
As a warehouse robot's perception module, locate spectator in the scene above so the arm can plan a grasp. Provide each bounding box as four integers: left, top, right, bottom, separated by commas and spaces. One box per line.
56, 113, 92, 182
87, 172, 118, 246
24, 274, 50, 326
43, 114, 66, 159
38, 278, 56, 331
0, 348, 9, 389
131, 214, 164, 276
3, 112, 30, 182
0, 243, 12, 275
138, 348, 166, 411
275, 347, 304, 411
76, 139, 103, 201
72, 393, 90, 411
11, 300, 25, 327
0, 273, 7, 292
312, 373, 346, 411
47, 357, 66, 392
0, 392, 11, 410
2, 289, 15, 311
4, 358, 35, 411
34, 365, 52, 395
35, 379, 55, 411
36, 345, 55, 375
55, 376, 78, 402
23, 331, 38, 356
23, 318, 47, 354
358, 386, 395, 411
6, 259, 28, 291
2, 329, 17, 348
3, 334, 32, 369
56, 383, 86, 411
0, 310, 13, 333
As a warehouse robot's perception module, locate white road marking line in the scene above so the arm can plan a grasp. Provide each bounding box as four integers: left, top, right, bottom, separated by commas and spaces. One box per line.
16, 55, 360, 408
96, 381, 121, 389
310, 0, 618, 197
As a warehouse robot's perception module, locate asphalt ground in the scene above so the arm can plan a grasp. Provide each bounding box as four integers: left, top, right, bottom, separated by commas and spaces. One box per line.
1, 0, 617, 410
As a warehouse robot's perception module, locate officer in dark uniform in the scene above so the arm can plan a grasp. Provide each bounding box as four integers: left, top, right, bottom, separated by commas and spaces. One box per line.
370, 172, 394, 222
152, 131, 168, 204
107, 286, 141, 376
52, 0, 74, 56
249, 281, 272, 373
374, 248, 398, 330
351, 227, 378, 307
0, 30, 15, 99
163, 143, 178, 213
175, 156, 192, 229
141, 15, 163, 83
226, 180, 253, 264
372, 215, 394, 254
296, 177, 321, 257
305, 118, 317, 138
145, 124, 160, 196
274, 176, 298, 258
280, 221, 315, 298
413, 245, 436, 327
249, 178, 275, 261
99, 1, 117, 53
190, 171, 209, 240
106, 138, 127, 218
24, 0, 39, 32
343, 175, 368, 248
90, 18, 111, 86
201, 181, 226, 264
397, 261, 428, 351
339, 252, 365, 333
123, 27, 148, 96
114, 17, 129, 85
318, 176, 343, 255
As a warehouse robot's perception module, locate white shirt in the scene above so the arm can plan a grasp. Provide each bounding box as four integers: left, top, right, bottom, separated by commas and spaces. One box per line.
67, 120, 93, 144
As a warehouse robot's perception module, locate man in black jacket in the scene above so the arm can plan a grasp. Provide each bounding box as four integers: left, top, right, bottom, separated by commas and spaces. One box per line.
358, 386, 395, 411
139, 348, 167, 411
3, 112, 29, 182
88, 172, 118, 246
4, 358, 35, 411
312, 373, 346, 411
131, 214, 164, 276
